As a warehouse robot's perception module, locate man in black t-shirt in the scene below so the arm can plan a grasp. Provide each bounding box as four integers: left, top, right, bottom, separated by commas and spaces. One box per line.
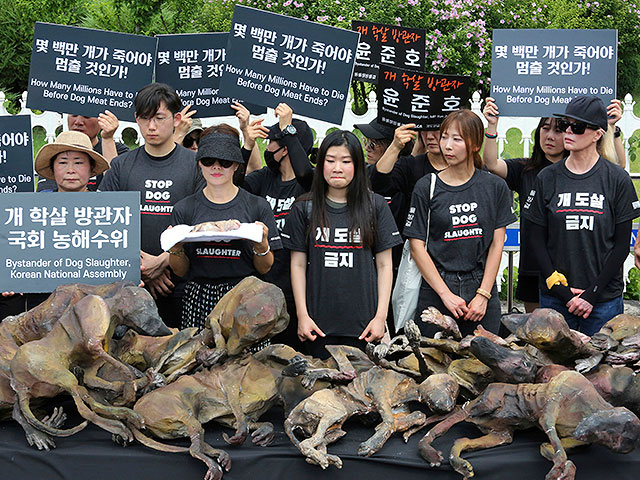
100, 83, 203, 327
37, 111, 129, 192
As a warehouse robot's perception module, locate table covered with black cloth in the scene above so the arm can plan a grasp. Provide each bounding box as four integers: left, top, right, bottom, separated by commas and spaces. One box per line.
2, 406, 639, 480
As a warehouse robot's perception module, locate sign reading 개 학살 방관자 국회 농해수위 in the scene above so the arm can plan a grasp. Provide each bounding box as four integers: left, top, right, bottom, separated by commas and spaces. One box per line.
27, 22, 157, 122
0, 192, 140, 293
0, 115, 34, 193
155, 32, 266, 118
219, 5, 360, 124
352, 20, 425, 85
377, 65, 470, 130
490, 29, 617, 117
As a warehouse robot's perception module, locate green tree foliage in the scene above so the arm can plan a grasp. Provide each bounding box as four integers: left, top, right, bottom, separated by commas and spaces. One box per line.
2, 0, 640, 98
0, 0, 86, 94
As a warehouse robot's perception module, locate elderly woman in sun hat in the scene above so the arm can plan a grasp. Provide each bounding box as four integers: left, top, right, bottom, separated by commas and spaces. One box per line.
1, 131, 110, 311
34, 130, 109, 192
522, 95, 640, 335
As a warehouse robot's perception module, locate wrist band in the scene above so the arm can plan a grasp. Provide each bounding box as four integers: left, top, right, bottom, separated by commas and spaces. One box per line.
614, 126, 621, 138
253, 244, 271, 256
168, 248, 185, 256
476, 288, 492, 300
484, 131, 498, 139
546, 271, 568, 290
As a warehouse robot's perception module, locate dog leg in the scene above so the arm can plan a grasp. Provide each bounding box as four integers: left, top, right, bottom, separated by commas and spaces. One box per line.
419, 406, 468, 467
188, 423, 229, 480
449, 430, 514, 479
538, 401, 576, 480
540, 438, 587, 462
12, 401, 57, 450
68, 388, 134, 442
298, 411, 347, 469
75, 385, 144, 429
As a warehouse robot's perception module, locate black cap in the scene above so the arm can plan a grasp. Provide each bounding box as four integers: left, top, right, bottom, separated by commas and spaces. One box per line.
267, 119, 315, 155
354, 119, 395, 140
196, 133, 244, 164
554, 96, 608, 131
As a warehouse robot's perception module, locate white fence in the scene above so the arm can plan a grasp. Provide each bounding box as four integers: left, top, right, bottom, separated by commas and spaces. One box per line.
3, 90, 640, 300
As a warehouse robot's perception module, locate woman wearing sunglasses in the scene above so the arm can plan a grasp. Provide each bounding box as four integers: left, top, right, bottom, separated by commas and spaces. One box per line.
482, 98, 568, 312
523, 96, 640, 335
167, 126, 282, 330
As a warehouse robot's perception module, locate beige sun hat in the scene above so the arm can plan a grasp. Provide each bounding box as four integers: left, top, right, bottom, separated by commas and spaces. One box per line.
34, 131, 110, 180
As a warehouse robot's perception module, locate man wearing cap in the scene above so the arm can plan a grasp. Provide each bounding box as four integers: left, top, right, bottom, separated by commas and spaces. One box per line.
37, 110, 128, 192
100, 83, 204, 327
523, 95, 640, 334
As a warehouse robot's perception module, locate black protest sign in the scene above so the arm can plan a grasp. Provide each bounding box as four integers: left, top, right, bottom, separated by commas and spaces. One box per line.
490, 29, 617, 117
352, 21, 425, 84
0, 192, 140, 292
155, 33, 265, 117
220, 5, 359, 124
0, 115, 34, 193
27, 22, 157, 122
377, 66, 470, 130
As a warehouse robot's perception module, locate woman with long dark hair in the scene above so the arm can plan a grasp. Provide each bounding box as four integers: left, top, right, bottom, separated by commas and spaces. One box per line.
523, 96, 640, 335
283, 130, 402, 358
404, 110, 516, 336
483, 98, 568, 312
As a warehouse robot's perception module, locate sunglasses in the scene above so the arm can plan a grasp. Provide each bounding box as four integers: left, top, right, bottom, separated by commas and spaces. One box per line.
200, 158, 234, 168
365, 139, 383, 150
556, 119, 598, 135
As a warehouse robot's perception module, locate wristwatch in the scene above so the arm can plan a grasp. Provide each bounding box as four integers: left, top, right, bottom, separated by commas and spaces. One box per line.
282, 124, 297, 136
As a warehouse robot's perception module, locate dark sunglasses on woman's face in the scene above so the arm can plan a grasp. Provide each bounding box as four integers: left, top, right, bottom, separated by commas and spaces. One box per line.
200, 158, 234, 168
556, 119, 598, 135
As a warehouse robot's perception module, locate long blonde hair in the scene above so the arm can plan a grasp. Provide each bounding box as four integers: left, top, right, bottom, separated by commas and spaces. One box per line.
598, 126, 618, 164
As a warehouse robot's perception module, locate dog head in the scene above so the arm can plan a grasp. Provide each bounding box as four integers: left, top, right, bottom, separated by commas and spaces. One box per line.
418, 373, 459, 414
107, 285, 171, 337
574, 407, 640, 453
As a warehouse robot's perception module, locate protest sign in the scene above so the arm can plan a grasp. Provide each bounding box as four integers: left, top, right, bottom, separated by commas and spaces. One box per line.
0, 115, 34, 193
27, 22, 157, 122
377, 66, 470, 130
155, 33, 265, 117
490, 29, 617, 117
352, 21, 425, 84
0, 192, 140, 292
220, 5, 359, 124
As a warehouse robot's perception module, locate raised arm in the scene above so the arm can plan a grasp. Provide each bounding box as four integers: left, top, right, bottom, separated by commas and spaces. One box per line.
482, 97, 508, 179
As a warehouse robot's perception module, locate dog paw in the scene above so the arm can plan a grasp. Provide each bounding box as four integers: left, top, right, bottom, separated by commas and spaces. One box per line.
204, 464, 224, 480
26, 431, 56, 451
42, 407, 67, 429
451, 455, 475, 479
419, 443, 443, 467
281, 356, 309, 377
251, 423, 274, 446
357, 442, 377, 457
216, 450, 232, 471
223, 425, 249, 446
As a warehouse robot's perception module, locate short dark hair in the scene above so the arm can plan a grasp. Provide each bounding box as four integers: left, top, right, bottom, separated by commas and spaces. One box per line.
134, 83, 182, 118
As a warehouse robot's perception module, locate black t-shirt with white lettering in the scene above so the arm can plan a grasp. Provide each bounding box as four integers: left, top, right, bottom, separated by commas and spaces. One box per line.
282, 194, 402, 336
171, 188, 282, 283
243, 167, 308, 297
504, 157, 553, 275
404, 169, 516, 272
99, 145, 204, 255
522, 157, 640, 300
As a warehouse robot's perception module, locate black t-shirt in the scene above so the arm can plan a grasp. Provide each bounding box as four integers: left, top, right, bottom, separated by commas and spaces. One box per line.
282, 194, 402, 336
171, 189, 282, 283
522, 157, 640, 300
404, 169, 516, 272
99, 145, 204, 255
243, 167, 308, 297
504, 157, 553, 275
370, 154, 440, 231
37, 139, 130, 192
